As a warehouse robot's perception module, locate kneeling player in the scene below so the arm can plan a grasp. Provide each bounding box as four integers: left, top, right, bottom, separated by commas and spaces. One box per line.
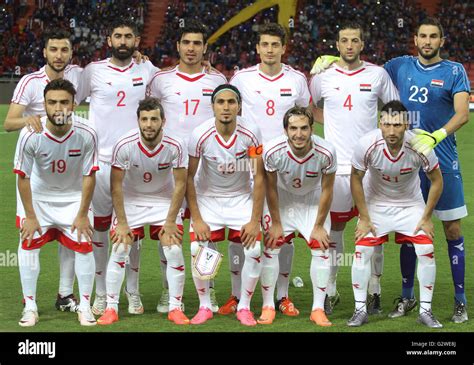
187, 84, 264, 326
261, 106, 336, 326
14, 79, 98, 327
348, 101, 443, 328
97, 98, 189, 325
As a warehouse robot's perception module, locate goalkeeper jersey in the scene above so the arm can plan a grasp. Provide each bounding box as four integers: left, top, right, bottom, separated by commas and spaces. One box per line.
384, 56, 470, 174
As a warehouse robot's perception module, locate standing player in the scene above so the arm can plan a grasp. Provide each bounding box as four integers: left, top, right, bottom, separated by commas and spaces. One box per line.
261, 106, 336, 326
14, 79, 98, 327
384, 18, 470, 323
309, 22, 399, 314
4, 29, 83, 313
97, 98, 189, 325
228, 22, 310, 317
76, 18, 159, 316
186, 84, 264, 326
148, 19, 226, 313
348, 101, 443, 328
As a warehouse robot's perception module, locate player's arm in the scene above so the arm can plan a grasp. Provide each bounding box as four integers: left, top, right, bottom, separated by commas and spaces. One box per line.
351, 166, 376, 241
186, 155, 210, 241
71, 173, 96, 244
310, 171, 335, 249
411, 92, 469, 155
414, 167, 443, 239
311, 103, 324, 124
241, 155, 265, 248
265, 170, 283, 249
17, 175, 42, 246
160, 167, 187, 246
4, 103, 43, 132
110, 167, 134, 245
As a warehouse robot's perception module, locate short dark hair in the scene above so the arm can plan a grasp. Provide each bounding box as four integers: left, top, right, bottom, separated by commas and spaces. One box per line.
43, 78, 76, 100
136, 97, 165, 119
283, 106, 314, 129
416, 17, 444, 38
178, 19, 209, 44
338, 21, 364, 41
108, 18, 139, 37
380, 100, 409, 122
257, 23, 287, 46
44, 29, 72, 47
211, 84, 241, 104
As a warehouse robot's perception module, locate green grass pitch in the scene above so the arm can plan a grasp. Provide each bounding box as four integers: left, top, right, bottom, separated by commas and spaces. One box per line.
0, 105, 473, 332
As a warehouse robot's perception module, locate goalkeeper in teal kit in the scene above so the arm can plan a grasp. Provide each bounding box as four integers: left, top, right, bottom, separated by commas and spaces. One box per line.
383, 18, 470, 323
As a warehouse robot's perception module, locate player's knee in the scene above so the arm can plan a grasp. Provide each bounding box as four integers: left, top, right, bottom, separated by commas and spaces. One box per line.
190, 241, 207, 257
243, 243, 261, 259
163, 244, 183, 261
112, 242, 131, 257
263, 247, 280, 257
442, 221, 462, 241
353, 245, 375, 265
414, 244, 435, 263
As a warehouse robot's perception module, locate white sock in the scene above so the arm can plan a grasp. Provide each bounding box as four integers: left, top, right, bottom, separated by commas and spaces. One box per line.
191, 241, 211, 309
92, 230, 110, 296
105, 243, 131, 312
237, 242, 262, 311
126, 240, 141, 294
261, 247, 280, 308
208, 241, 218, 289
368, 244, 384, 295
228, 241, 243, 299
351, 245, 374, 312
327, 229, 344, 297
58, 244, 75, 297
163, 244, 185, 311
415, 244, 436, 313
157, 241, 169, 290
310, 249, 330, 310
75, 251, 96, 312
276, 242, 294, 300
18, 244, 40, 311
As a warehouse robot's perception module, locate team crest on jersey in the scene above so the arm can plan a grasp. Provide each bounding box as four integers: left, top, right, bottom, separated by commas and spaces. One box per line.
202, 88, 214, 96
400, 167, 413, 175
306, 171, 318, 178
235, 150, 247, 160
68, 149, 81, 157
430, 79, 444, 88
158, 162, 171, 170
359, 84, 372, 92
280, 88, 292, 97
132, 77, 144, 87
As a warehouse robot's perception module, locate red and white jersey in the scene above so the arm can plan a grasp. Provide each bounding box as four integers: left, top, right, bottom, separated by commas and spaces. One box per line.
11, 64, 83, 116
230, 64, 310, 143
188, 117, 262, 197
77, 58, 159, 163
111, 129, 188, 206
148, 65, 227, 142
13, 115, 99, 202
352, 129, 439, 207
263, 134, 337, 196
310, 61, 399, 174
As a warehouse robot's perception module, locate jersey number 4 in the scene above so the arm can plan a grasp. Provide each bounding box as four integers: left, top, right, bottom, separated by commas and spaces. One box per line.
343, 95, 353, 111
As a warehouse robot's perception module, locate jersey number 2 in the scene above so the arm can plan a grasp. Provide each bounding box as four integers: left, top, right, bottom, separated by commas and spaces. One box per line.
117, 91, 126, 107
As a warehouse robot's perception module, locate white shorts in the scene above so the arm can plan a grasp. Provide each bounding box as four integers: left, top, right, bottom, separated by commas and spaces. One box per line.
189, 193, 258, 243
356, 204, 433, 246
92, 161, 113, 230
111, 202, 183, 241
18, 200, 93, 253
262, 189, 331, 249
330, 174, 357, 223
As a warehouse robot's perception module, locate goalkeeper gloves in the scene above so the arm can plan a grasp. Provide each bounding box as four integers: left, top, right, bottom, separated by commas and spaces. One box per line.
310, 55, 340, 75
410, 128, 447, 156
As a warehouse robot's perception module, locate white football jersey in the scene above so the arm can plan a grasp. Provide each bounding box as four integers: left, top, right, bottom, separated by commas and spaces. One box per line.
111, 129, 188, 205
310, 61, 399, 174
77, 58, 159, 162
352, 129, 439, 206
11, 64, 83, 116
263, 134, 337, 196
14, 115, 99, 202
230, 64, 310, 143
148, 65, 227, 142
188, 116, 262, 197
